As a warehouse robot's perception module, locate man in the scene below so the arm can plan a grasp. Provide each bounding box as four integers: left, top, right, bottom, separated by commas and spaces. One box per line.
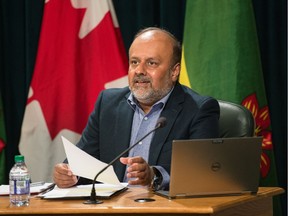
53, 27, 219, 190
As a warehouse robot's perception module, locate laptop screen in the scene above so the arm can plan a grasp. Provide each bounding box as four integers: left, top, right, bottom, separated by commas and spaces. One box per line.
156, 137, 262, 199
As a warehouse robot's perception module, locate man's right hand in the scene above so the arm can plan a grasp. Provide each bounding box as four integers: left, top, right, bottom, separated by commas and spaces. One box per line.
53, 163, 78, 188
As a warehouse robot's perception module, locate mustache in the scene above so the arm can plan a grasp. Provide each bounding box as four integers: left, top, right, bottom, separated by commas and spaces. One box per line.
132, 75, 151, 83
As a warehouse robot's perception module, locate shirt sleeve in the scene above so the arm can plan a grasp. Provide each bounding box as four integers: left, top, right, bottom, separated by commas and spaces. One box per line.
153, 165, 170, 190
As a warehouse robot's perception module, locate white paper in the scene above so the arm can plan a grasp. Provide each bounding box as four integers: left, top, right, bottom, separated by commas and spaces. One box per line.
39, 183, 128, 199
0, 183, 54, 195
61, 136, 121, 186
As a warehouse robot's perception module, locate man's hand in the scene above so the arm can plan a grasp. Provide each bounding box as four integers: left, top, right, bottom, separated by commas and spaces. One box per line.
120, 156, 154, 186
53, 163, 78, 188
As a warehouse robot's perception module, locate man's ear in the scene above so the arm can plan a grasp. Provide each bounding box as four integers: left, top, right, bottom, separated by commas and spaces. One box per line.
171, 63, 180, 81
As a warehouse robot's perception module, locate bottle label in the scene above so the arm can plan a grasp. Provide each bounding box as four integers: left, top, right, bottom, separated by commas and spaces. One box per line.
10, 180, 30, 195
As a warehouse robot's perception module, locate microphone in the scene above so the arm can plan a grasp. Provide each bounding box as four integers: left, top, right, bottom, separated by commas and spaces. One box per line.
84, 117, 167, 204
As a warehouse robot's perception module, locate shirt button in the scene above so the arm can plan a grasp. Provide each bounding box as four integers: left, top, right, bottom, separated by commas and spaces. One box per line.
139, 141, 143, 145
144, 117, 148, 120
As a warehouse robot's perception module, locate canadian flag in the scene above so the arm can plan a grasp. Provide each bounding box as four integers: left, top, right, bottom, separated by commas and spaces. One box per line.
19, 0, 128, 182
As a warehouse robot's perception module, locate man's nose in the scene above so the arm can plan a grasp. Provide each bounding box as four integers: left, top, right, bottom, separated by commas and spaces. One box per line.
135, 63, 146, 75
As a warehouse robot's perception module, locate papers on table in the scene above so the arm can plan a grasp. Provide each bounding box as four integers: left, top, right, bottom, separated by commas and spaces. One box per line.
35, 137, 128, 200
58, 137, 129, 199
1, 137, 126, 199
0, 183, 55, 195
38, 183, 128, 199
62, 136, 122, 186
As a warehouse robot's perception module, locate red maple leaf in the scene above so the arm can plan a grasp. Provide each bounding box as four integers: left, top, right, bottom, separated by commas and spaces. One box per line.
28, 1, 127, 140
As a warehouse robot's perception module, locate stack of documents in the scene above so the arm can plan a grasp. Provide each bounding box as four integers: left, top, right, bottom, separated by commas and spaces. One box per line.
0, 182, 55, 195
38, 137, 128, 199
38, 183, 128, 199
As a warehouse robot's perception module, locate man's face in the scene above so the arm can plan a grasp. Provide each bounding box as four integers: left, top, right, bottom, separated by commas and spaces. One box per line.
128, 31, 179, 106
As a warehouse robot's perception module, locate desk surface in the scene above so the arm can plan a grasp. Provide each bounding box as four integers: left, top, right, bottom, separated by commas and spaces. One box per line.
0, 187, 284, 216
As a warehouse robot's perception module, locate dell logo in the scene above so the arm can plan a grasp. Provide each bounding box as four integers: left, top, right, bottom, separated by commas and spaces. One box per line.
211, 162, 221, 171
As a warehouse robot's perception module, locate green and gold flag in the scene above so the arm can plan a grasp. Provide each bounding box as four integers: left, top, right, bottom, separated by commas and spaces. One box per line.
180, 0, 281, 215
0, 94, 6, 184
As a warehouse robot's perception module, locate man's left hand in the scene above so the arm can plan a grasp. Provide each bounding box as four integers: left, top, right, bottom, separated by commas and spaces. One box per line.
120, 156, 153, 186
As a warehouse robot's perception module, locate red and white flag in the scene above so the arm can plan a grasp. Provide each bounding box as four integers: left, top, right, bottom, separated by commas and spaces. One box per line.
19, 0, 128, 182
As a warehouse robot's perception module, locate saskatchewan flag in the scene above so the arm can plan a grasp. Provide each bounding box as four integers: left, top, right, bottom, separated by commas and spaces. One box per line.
0, 94, 6, 184
180, 0, 281, 215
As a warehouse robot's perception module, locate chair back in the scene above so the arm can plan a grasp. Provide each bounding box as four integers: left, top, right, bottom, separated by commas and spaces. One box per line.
218, 100, 255, 137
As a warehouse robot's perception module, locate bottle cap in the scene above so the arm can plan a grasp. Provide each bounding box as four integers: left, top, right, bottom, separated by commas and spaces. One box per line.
14, 155, 24, 163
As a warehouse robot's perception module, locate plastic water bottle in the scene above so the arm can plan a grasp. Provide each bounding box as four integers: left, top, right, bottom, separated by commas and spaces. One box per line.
9, 155, 30, 206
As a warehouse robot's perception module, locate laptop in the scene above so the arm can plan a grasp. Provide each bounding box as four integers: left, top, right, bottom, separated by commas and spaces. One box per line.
155, 137, 262, 199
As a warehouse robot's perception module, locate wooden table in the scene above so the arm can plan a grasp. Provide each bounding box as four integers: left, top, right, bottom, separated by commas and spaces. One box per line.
0, 187, 284, 216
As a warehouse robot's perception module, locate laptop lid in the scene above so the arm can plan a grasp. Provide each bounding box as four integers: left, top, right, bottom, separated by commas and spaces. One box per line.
156, 137, 262, 199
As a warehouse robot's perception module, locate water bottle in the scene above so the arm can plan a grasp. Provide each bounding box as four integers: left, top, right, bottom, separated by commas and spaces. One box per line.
9, 155, 30, 206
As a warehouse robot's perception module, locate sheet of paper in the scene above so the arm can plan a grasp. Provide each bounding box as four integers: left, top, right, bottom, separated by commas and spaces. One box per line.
61, 136, 121, 186
0, 183, 54, 195
39, 183, 128, 199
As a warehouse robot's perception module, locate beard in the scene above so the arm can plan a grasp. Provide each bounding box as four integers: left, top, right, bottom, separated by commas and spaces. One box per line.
130, 75, 173, 105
